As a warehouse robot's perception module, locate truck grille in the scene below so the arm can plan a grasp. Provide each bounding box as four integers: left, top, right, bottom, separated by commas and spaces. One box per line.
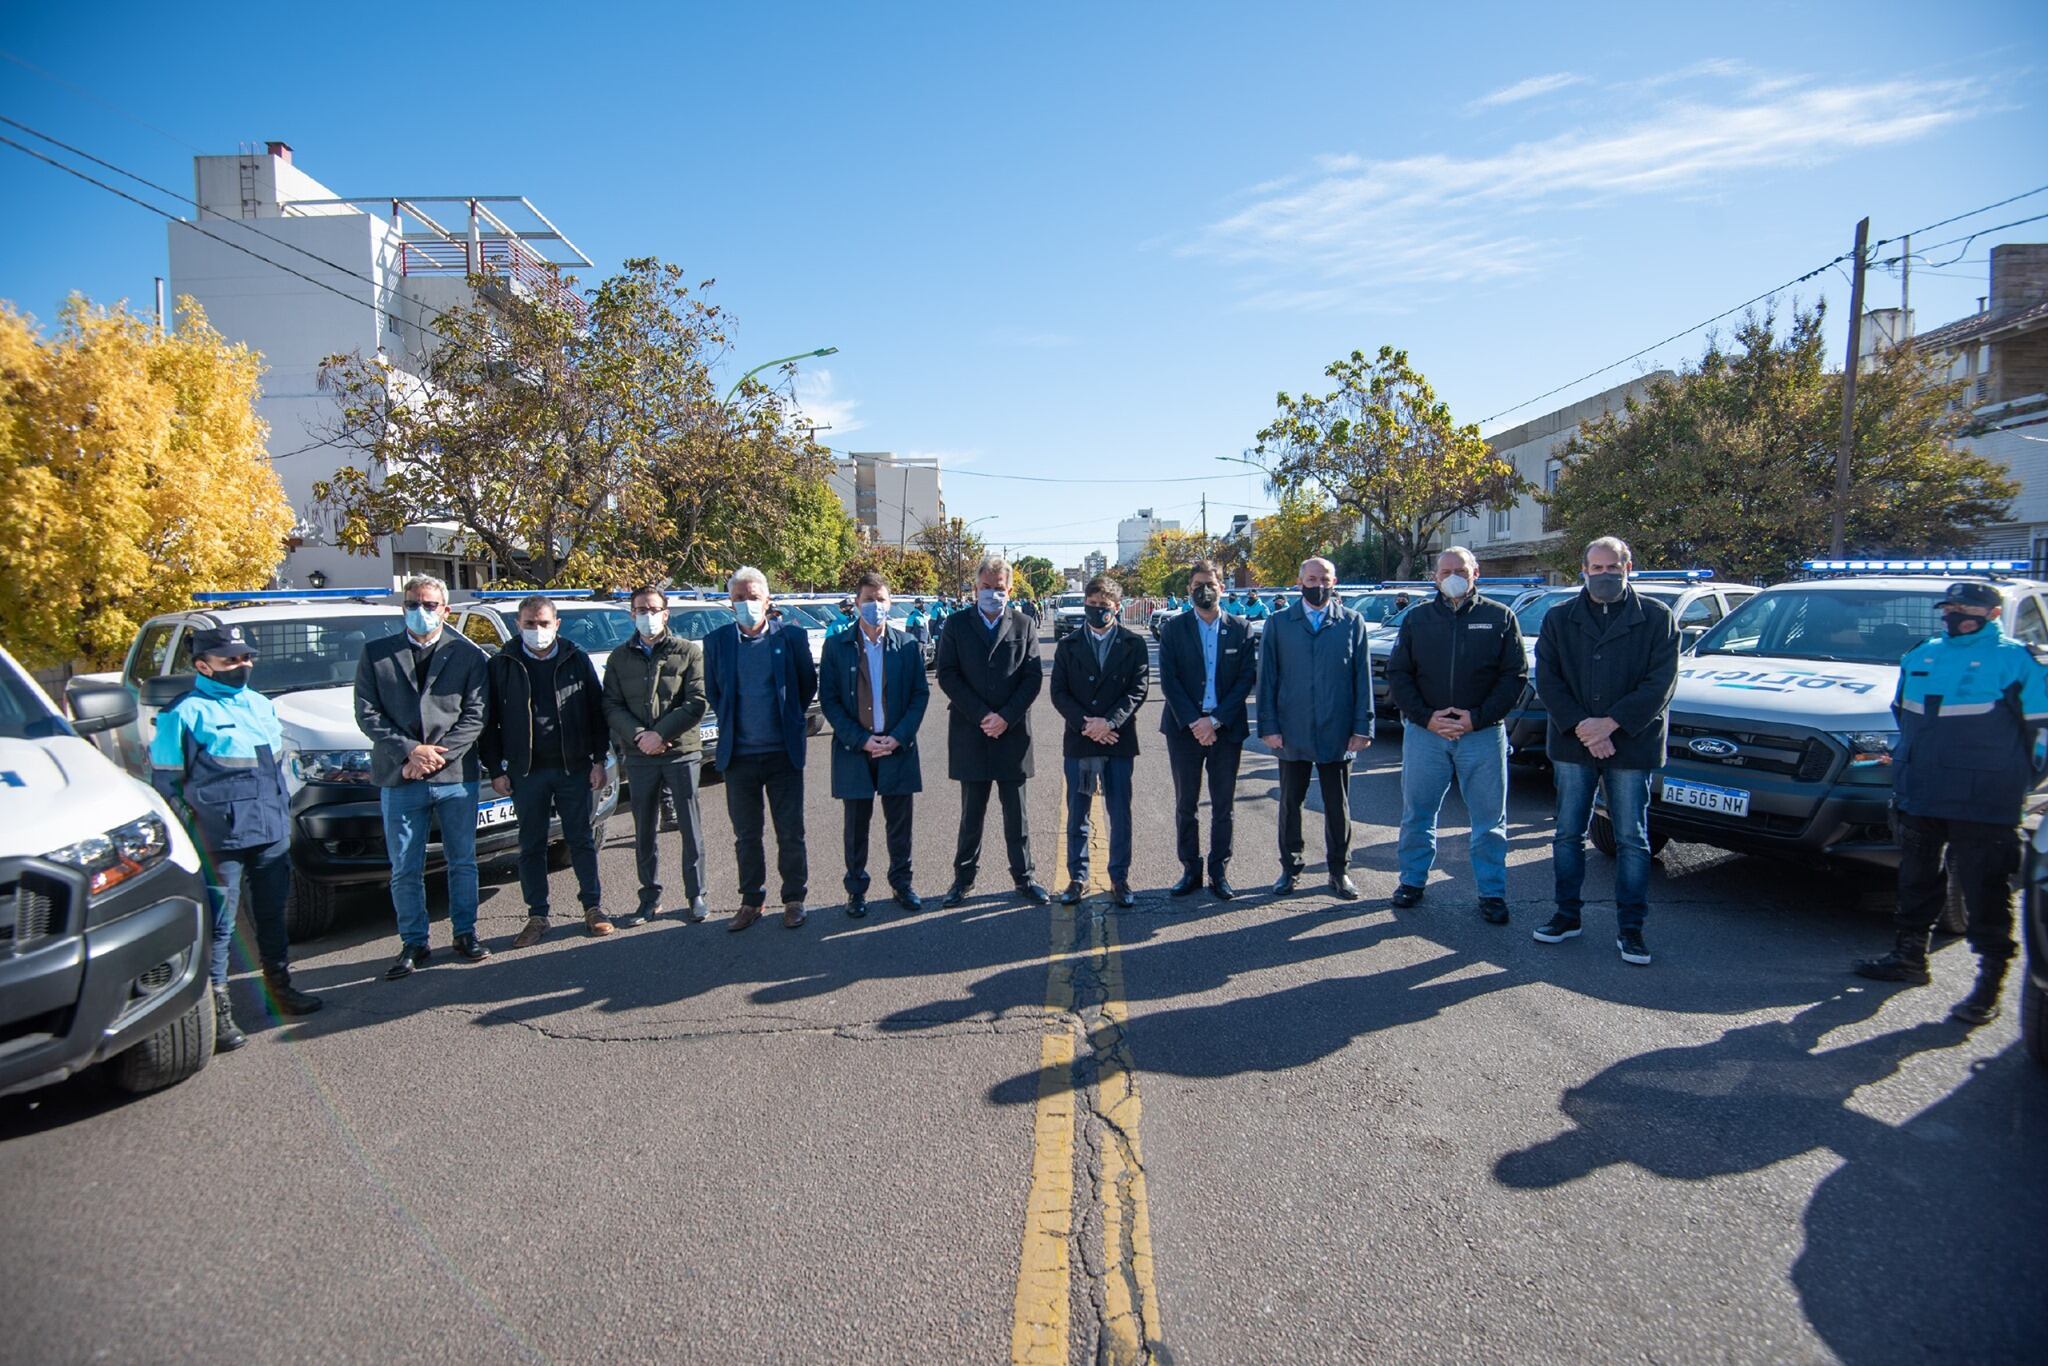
0, 867, 70, 954
1668, 723, 1837, 782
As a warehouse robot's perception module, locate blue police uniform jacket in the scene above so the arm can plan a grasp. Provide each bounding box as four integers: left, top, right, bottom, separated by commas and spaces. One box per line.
149, 673, 292, 851
1892, 620, 2048, 824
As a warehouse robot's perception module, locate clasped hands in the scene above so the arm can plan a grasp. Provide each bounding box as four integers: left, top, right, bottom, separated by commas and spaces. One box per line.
1082, 717, 1120, 746
1575, 715, 1621, 760
862, 733, 902, 757
402, 743, 448, 781
1427, 707, 1474, 741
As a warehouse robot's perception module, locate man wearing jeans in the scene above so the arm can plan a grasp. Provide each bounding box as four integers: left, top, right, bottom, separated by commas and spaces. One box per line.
481, 595, 611, 947
353, 575, 492, 979
1049, 576, 1149, 908
1386, 548, 1527, 923
1533, 537, 1680, 965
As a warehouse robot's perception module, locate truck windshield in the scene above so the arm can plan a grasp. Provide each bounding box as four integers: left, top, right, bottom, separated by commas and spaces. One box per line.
0, 663, 69, 740
489, 607, 636, 654
1693, 588, 1945, 665
668, 606, 737, 640
173, 616, 411, 696
1058, 595, 1085, 610
1350, 592, 1418, 623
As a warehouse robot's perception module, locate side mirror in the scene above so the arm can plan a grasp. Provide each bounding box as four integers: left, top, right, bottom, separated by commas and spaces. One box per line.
139, 674, 197, 710
66, 682, 139, 736
1680, 625, 1707, 653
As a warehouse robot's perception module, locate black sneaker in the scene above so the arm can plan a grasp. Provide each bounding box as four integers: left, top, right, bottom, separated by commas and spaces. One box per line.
1532, 914, 1581, 944
1390, 883, 1425, 909
386, 944, 431, 979
1477, 897, 1509, 925
451, 934, 491, 963
1617, 929, 1652, 966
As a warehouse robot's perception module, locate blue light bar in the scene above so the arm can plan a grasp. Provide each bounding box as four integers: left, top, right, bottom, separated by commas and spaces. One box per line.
1479, 575, 1548, 586
1632, 569, 1715, 581
468, 589, 615, 600
192, 588, 390, 602
1803, 558, 2027, 575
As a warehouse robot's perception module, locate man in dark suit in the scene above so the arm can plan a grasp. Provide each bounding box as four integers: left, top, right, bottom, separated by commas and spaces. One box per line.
935, 554, 1050, 907
1156, 558, 1256, 901
1050, 575, 1150, 907
818, 571, 930, 918
1257, 555, 1375, 901
703, 566, 820, 930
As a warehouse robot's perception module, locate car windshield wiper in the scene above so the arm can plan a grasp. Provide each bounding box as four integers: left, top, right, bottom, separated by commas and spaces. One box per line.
263, 680, 350, 697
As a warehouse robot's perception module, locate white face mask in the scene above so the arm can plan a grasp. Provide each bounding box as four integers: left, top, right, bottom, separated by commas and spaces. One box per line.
1441, 574, 1471, 599
634, 611, 666, 639
521, 624, 558, 652
733, 599, 766, 630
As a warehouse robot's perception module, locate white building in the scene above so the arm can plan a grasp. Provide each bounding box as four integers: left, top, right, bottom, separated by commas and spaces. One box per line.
1081, 549, 1108, 581
167, 141, 591, 589
827, 452, 945, 546
1116, 508, 1179, 566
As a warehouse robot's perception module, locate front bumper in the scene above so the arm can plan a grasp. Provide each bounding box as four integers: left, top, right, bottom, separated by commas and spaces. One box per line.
0, 855, 209, 1098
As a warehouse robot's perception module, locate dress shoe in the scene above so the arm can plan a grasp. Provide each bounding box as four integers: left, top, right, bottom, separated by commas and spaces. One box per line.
613, 909, 650, 929
942, 881, 973, 908
583, 909, 614, 937
782, 902, 808, 929
1270, 873, 1299, 896
386, 943, 430, 979
1016, 881, 1051, 906
213, 984, 247, 1053
1059, 881, 1086, 905
1477, 897, 1510, 925
1113, 883, 1137, 909
452, 933, 491, 962
845, 894, 868, 919
512, 916, 548, 948
682, 897, 710, 924
1169, 870, 1203, 897
729, 904, 764, 932
894, 888, 924, 914
1328, 874, 1361, 901
261, 966, 323, 1015
1390, 883, 1425, 909
1210, 877, 1238, 902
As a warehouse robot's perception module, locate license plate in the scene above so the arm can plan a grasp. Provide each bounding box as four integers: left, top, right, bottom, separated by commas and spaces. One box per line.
1659, 778, 1750, 817
476, 797, 517, 829
699, 723, 719, 743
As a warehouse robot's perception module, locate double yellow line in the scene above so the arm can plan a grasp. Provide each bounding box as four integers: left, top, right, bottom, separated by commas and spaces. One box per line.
1011, 784, 1164, 1363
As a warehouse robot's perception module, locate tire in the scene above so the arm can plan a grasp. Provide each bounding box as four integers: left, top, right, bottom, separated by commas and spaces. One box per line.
283, 866, 341, 943
1590, 812, 1618, 859
551, 817, 609, 869
806, 712, 825, 737
1936, 870, 1969, 936
2023, 971, 2047, 1068
107, 993, 214, 1095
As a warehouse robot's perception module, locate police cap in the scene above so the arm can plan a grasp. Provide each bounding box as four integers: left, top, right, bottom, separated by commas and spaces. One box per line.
190, 622, 257, 659
1942, 581, 2004, 612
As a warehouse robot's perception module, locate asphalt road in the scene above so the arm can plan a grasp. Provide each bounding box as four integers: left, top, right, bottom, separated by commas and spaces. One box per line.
4, 628, 2043, 1364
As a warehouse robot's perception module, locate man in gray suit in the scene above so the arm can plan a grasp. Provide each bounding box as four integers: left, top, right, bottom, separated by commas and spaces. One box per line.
353, 574, 492, 978
1257, 556, 1375, 901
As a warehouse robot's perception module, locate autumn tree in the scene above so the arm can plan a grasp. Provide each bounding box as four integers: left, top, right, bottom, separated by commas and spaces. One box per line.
1255, 345, 1524, 577
914, 517, 988, 594
1134, 528, 1223, 597
748, 477, 857, 589
839, 544, 939, 594
0, 297, 293, 670
1250, 487, 1347, 586
1545, 307, 2016, 583
1013, 554, 1061, 600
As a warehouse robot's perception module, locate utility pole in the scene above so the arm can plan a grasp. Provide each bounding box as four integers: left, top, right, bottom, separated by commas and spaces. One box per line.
1901, 233, 1912, 341
154, 277, 165, 332
1829, 217, 1870, 559
1201, 493, 1208, 538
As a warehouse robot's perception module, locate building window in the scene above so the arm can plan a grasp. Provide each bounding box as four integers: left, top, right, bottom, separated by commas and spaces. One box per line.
1490, 504, 1512, 540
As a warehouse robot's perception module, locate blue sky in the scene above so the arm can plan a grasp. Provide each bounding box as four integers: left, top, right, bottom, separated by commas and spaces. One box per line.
3, 1, 2044, 569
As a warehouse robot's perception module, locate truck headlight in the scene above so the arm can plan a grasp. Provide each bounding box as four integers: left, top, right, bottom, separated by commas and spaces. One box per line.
46, 813, 172, 895
290, 749, 376, 784
1835, 731, 1898, 768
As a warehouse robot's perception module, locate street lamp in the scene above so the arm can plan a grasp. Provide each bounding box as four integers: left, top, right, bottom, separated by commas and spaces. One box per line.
725, 346, 840, 402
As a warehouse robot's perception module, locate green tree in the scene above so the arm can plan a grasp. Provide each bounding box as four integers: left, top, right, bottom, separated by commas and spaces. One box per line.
0, 297, 293, 669
1013, 554, 1061, 599
837, 544, 938, 594
754, 477, 857, 589
1255, 345, 1525, 578
1250, 487, 1346, 586
1134, 528, 1222, 597
914, 517, 988, 593
1544, 306, 2017, 583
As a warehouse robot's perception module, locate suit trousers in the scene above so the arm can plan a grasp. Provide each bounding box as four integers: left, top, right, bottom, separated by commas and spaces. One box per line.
627, 754, 705, 912
845, 783, 915, 897
1164, 726, 1242, 878
723, 749, 808, 907
954, 778, 1035, 885
1276, 757, 1352, 878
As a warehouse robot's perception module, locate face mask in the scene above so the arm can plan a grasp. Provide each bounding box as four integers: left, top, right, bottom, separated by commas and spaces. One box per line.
733, 599, 765, 630
1190, 584, 1220, 610
1586, 572, 1626, 604
1085, 604, 1116, 628
978, 588, 1008, 615
634, 611, 666, 639
1300, 584, 1330, 608
521, 625, 557, 652
1942, 610, 1985, 637
209, 664, 253, 691
404, 605, 440, 636
859, 601, 886, 628
1440, 574, 1472, 599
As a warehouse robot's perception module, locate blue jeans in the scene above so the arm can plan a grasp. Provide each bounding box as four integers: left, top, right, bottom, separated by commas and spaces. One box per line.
380, 779, 481, 947
1397, 722, 1509, 899
1552, 762, 1652, 931
206, 835, 293, 985
1063, 755, 1134, 885
512, 767, 601, 917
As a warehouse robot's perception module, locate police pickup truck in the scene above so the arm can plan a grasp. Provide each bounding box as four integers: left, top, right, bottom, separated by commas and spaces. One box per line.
96, 589, 625, 945
1366, 577, 1548, 724
1592, 560, 2048, 876
4, 644, 215, 1098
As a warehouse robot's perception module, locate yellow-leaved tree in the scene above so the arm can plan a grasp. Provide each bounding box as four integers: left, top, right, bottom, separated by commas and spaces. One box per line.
0, 296, 292, 671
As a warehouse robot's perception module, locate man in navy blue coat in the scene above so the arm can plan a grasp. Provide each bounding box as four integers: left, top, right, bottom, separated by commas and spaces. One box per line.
818, 571, 931, 917
704, 566, 819, 930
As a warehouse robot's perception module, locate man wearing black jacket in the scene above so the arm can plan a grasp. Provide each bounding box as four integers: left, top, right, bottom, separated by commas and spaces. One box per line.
1049, 576, 1150, 907
480, 595, 611, 946
1156, 559, 1256, 900
1386, 548, 1527, 922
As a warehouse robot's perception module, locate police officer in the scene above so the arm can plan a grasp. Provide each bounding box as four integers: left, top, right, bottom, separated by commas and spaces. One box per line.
150, 623, 322, 1053
1854, 580, 2048, 1024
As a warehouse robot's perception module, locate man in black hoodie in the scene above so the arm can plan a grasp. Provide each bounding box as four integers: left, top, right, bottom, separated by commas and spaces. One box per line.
481, 595, 612, 946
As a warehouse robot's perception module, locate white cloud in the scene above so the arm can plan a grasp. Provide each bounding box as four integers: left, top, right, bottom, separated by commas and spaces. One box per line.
1469, 71, 1586, 110
791, 368, 864, 435
901, 448, 979, 467
1189, 69, 1987, 311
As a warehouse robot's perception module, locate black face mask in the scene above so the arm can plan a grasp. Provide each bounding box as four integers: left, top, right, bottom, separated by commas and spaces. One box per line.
1586, 572, 1626, 604
1085, 604, 1116, 628
1190, 584, 1220, 610
1942, 610, 1986, 637
210, 665, 254, 691
1300, 584, 1331, 608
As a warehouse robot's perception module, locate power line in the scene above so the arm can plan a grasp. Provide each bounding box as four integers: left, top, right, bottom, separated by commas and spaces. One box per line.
1893, 211, 2048, 270
1870, 182, 2048, 254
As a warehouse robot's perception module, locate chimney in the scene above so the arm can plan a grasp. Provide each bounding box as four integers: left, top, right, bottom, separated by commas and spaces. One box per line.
1988, 243, 2048, 316
265, 140, 293, 164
